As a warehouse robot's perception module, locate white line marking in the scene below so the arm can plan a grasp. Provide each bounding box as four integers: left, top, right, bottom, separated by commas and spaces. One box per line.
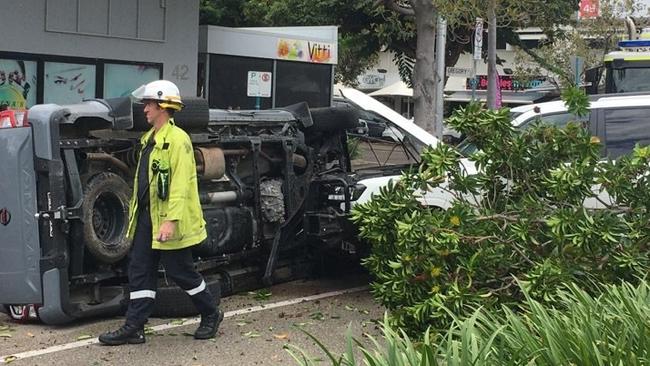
0, 286, 368, 364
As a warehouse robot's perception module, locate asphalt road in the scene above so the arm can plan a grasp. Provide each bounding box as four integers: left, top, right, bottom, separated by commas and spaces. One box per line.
0, 274, 385, 366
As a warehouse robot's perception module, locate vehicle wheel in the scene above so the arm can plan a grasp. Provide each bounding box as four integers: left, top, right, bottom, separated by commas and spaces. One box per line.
131, 97, 209, 131
81, 172, 132, 264
151, 275, 222, 318
308, 105, 360, 133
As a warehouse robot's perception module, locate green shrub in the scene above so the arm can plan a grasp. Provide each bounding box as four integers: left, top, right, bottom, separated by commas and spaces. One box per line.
286, 280, 650, 365
352, 88, 650, 333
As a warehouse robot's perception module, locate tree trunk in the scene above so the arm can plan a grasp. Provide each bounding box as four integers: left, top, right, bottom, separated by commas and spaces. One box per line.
409, 0, 437, 135
487, 0, 498, 109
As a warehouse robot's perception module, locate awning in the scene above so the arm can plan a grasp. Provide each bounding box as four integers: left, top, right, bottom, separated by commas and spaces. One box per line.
368, 81, 413, 97
365, 81, 554, 105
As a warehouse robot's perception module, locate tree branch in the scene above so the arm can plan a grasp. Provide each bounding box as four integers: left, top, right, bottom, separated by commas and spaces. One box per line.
507, 32, 571, 83
375, 0, 415, 17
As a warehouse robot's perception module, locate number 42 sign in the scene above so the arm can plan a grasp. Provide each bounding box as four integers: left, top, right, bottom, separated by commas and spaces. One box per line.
247, 71, 273, 97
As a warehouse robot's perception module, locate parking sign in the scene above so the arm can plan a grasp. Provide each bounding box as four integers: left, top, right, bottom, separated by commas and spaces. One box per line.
247, 71, 273, 97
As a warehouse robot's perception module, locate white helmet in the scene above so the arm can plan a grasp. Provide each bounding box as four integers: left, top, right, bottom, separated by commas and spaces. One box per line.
131, 80, 184, 111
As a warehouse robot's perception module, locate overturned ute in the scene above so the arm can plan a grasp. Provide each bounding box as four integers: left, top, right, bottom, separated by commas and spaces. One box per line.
0, 92, 435, 325
0, 97, 361, 324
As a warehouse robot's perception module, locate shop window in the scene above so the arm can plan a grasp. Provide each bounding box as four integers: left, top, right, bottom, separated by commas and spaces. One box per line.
104, 63, 161, 98
0, 59, 37, 108
209, 54, 273, 110
275, 61, 332, 108
44, 62, 96, 104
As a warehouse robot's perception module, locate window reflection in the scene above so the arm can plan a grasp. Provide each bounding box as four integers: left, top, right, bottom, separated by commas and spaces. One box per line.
44, 62, 96, 104
611, 68, 650, 93
604, 108, 650, 158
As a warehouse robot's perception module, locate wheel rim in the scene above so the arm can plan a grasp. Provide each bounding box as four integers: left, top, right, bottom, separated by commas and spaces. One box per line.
92, 192, 125, 246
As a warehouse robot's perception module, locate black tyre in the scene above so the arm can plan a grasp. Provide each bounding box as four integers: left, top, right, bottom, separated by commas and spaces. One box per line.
131, 97, 209, 131
151, 275, 223, 318
81, 172, 132, 264
308, 105, 360, 133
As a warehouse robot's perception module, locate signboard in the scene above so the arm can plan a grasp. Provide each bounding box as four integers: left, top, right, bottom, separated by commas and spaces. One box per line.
446, 67, 473, 77
358, 73, 386, 89
473, 18, 484, 60
465, 75, 548, 91
578, 0, 599, 19
247, 71, 272, 97
277, 38, 334, 64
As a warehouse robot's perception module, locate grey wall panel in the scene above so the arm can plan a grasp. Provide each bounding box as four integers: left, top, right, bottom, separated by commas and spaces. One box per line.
138, 0, 166, 41
79, 0, 109, 35
109, 0, 138, 38
45, 0, 78, 33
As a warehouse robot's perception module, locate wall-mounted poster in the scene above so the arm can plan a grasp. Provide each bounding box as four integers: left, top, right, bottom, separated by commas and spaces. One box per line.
104, 63, 161, 98
44, 62, 96, 104
0, 59, 37, 108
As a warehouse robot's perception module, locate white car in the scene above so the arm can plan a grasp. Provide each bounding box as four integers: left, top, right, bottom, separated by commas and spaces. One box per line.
341, 89, 650, 211
338, 88, 475, 209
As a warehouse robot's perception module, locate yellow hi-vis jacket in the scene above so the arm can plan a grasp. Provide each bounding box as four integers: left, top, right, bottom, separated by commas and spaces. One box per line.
126, 118, 207, 250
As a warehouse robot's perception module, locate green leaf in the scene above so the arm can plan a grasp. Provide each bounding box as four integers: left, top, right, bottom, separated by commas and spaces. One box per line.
242, 331, 261, 338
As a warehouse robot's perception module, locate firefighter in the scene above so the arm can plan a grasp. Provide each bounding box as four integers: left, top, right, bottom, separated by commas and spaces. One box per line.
99, 80, 222, 345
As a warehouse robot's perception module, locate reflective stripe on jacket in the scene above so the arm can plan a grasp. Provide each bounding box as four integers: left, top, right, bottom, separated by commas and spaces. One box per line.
126, 118, 207, 250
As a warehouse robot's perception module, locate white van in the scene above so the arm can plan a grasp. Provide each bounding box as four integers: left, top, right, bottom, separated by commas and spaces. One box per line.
459, 93, 650, 159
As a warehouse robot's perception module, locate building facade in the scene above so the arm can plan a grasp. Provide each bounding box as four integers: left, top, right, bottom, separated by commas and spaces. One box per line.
355, 28, 554, 118
0, 0, 199, 108
199, 26, 338, 109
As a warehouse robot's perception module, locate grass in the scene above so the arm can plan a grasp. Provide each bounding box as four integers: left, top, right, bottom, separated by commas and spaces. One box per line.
285, 280, 650, 365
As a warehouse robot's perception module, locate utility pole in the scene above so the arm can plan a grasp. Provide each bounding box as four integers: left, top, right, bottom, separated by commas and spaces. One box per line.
486, 0, 498, 109
472, 18, 483, 102
434, 16, 447, 140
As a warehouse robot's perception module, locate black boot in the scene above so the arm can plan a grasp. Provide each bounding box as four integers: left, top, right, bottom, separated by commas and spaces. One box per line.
98, 324, 146, 345
194, 310, 224, 340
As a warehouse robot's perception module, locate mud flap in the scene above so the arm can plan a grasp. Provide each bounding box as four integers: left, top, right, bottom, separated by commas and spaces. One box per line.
0, 127, 41, 304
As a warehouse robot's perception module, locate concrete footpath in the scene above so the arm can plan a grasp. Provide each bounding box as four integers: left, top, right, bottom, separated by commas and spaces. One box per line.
0, 274, 385, 366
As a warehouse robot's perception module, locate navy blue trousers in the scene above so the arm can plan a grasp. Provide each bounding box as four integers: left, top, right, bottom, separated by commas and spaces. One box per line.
125, 207, 217, 327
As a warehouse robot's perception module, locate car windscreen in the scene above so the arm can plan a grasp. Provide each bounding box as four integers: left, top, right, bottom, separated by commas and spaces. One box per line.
608, 66, 650, 93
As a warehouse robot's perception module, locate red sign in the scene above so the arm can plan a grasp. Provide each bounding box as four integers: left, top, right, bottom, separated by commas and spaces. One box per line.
466, 75, 547, 91
579, 0, 599, 19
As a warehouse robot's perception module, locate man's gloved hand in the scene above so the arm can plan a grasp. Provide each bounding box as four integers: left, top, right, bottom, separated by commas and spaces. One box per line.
157, 220, 177, 242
